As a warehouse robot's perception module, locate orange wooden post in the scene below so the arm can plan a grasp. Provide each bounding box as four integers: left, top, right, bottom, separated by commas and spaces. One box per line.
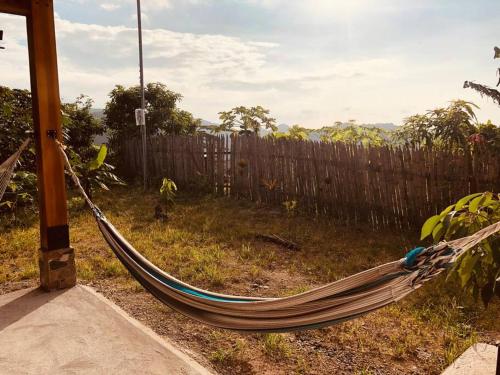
0, 0, 76, 290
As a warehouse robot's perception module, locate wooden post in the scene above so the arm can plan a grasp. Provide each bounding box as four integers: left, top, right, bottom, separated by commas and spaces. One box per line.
0, 0, 75, 290
24, 0, 75, 290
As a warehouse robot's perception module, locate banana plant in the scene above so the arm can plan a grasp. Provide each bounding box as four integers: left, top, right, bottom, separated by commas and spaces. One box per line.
68, 144, 125, 201
159, 177, 177, 206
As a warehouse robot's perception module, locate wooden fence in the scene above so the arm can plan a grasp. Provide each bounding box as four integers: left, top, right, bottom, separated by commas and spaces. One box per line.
121, 134, 500, 229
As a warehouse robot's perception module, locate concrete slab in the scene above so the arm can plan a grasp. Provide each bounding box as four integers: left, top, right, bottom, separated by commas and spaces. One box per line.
0, 285, 213, 375
441, 343, 498, 375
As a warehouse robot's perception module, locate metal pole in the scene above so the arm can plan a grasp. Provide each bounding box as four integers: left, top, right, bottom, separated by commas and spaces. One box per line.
136, 0, 147, 190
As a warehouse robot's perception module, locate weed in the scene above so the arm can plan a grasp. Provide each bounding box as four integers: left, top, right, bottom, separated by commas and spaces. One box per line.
77, 260, 96, 280
0, 186, 498, 374
209, 348, 233, 364
261, 333, 292, 359
209, 338, 247, 364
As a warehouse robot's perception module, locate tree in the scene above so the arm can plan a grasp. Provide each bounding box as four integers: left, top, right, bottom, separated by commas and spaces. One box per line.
432, 100, 479, 152
1, 86, 105, 172
320, 121, 390, 146
0, 87, 35, 171
62, 95, 104, 160
170, 109, 202, 135
0, 85, 114, 212
473, 120, 500, 152
104, 83, 199, 149
216, 106, 276, 135
392, 114, 433, 148
287, 125, 310, 141
464, 46, 500, 106
394, 100, 479, 152
269, 124, 310, 141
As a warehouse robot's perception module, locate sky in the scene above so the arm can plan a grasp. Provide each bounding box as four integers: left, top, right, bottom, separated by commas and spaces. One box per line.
0, 0, 499, 127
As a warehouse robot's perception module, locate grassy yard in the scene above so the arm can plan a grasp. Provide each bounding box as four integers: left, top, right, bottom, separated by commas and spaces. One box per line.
1, 187, 498, 374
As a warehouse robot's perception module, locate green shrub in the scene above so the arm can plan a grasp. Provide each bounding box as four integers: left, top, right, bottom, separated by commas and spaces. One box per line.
421, 192, 500, 305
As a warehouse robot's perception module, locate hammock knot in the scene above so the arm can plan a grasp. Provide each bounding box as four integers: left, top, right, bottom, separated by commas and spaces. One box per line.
92, 206, 105, 220
403, 247, 425, 268
404, 243, 458, 286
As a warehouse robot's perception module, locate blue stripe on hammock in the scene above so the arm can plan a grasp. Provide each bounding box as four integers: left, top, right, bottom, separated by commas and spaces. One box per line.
99, 215, 409, 305
100, 218, 256, 302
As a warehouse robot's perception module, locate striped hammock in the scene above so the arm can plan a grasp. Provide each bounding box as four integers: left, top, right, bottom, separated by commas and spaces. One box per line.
55, 140, 500, 332
0, 139, 30, 203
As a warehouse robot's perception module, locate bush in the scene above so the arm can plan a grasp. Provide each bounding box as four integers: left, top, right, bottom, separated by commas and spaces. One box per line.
0, 85, 114, 213
421, 192, 500, 306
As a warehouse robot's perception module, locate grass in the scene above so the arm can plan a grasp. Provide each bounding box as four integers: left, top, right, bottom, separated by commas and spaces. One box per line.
1, 186, 498, 374
261, 333, 292, 359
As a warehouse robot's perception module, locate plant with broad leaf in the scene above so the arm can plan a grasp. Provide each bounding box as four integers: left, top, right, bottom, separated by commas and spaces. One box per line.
216, 106, 277, 136
156, 178, 178, 221
464, 46, 500, 107
420, 192, 500, 306
269, 125, 310, 141
0, 171, 37, 213
160, 178, 177, 206
68, 144, 125, 201
394, 100, 480, 152
320, 121, 390, 146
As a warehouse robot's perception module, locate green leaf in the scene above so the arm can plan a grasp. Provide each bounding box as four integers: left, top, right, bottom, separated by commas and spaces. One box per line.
442, 210, 457, 229
455, 193, 482, 211
421, 215, 441, 240
469, 195, 485, 213
457, 253, 479, 287
439, 204, 455, 219
88, 145, 108, 171
96, 181, 109, 191
432, 222, 445, 241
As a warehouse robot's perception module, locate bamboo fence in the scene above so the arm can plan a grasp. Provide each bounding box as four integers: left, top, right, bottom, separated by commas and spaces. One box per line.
121, 134, 500, 229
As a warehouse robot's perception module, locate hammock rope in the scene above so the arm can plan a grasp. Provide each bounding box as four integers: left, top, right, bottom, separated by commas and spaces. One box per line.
0, 139, 30, 203
52, 140, 500, 331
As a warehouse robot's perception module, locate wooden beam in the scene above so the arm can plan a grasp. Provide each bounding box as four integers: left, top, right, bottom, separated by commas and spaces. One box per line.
0, 0, 31, 16
26, 0, 75, 290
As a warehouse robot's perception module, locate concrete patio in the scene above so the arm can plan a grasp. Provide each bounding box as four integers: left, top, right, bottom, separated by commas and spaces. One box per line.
0, 285, 212, 374
441, 342, 498, 375
0, 284, 497, 374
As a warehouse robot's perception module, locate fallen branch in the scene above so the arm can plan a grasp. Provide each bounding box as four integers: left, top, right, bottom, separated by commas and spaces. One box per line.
255, 234, 300, 251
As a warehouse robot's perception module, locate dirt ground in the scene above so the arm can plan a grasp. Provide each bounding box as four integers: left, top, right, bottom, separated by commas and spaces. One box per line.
1, 189, 498, 374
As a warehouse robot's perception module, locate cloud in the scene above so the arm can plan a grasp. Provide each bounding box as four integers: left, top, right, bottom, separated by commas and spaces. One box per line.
100, 3, 121, 11
0, 13, 406, 126
1, 1, 498, 128
52, 16, 275, 79
208, 70, 367, 92
0, 14, 283, 107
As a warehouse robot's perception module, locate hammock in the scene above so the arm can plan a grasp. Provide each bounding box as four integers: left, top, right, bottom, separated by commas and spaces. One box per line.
53, 141, 500, 332
0, 139, 30, 203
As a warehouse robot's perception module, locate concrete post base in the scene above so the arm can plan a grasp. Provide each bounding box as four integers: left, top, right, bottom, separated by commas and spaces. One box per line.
38, 247, 76, 291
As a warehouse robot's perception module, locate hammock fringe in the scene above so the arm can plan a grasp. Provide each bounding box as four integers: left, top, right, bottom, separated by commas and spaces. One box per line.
0, 139, 30, 203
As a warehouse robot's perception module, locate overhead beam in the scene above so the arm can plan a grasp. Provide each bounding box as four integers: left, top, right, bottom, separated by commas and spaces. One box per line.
0, 0, 31, 16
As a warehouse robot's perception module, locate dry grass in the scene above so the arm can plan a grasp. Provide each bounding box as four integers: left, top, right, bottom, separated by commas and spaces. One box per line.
0, 187, 498, 374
